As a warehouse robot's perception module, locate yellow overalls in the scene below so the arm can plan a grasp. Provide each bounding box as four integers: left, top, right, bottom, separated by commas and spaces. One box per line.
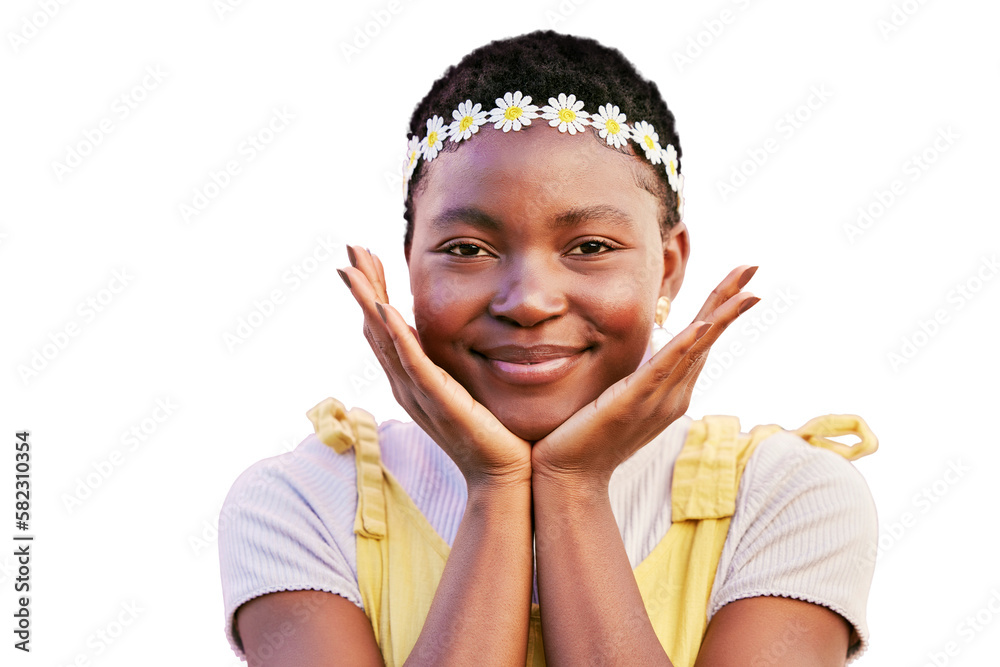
307, 398, 877, 666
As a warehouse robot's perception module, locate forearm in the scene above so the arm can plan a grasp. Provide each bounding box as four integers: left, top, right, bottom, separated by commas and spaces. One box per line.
405, 477, 533, 666
533, 474, 673, 666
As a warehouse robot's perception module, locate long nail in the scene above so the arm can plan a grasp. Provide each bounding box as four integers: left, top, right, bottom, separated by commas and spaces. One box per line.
695, 322, 713, 339
337, 268, 351, 288
738, 296, 761, 314
346, 245, 357, 268
737, 266, 759, 289
375, 302, 387, 323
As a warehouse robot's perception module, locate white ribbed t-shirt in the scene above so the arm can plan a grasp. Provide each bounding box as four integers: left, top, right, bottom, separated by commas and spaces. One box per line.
219, 414, 878, 663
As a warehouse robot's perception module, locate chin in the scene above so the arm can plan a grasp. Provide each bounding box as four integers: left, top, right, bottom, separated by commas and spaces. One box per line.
490, 401, 573, 443
508, 421, 557, 443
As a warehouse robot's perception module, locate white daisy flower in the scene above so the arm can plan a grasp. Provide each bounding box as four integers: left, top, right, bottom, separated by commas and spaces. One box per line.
663, 143, 681, 191
402, 135, 420, 182
631, 120, 662, 164
540, 93, 591, 135
419, 115, 447, 162
591, 104, 629, 149
487, 91, 539, 132
448, 100, 488, 143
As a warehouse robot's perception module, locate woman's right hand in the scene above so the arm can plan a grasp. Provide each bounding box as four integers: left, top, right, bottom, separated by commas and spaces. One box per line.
339, 244, 532, 489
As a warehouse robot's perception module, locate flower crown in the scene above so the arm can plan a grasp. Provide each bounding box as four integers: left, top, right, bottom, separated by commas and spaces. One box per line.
402, 91, 684, 220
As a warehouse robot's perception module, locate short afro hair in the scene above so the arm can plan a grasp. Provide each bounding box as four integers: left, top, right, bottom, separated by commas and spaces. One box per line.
402, 30, 682, 251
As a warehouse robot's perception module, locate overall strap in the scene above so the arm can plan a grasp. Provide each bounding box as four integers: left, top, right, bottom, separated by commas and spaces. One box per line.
672, 415, 752, 521
636, 413, 877, 667
792, 414, 878, 460
306, 397, 451, 666
306, 398, 393, 655
306, 397, 386, 538
671, 413, 877, 522
633, 415, 767, 667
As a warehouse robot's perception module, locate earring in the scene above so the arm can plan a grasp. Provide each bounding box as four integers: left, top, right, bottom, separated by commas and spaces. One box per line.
655, 296, 671, 328
650, 296, 674, 355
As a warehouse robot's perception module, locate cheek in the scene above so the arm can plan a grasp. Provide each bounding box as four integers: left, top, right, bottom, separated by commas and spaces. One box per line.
575, 273, 658, 377
411, 265, 464, 315
410, 270, 485, 348
581, 272, 658, 332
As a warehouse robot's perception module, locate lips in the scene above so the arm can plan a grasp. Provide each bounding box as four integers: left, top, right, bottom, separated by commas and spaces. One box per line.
476, 344, 586, 363
473, 344, 588, 385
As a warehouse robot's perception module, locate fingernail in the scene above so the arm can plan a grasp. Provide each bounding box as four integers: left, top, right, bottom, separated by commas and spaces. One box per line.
337, 268, 351, 288
346, 245, 357, 267
695, 322, 713, 339
375, 302, 387, 323
738, 296, 761, 314
737, 266, 759, 289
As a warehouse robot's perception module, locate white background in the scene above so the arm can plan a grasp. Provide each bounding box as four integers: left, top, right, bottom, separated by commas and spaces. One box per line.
2, 0, 998, 665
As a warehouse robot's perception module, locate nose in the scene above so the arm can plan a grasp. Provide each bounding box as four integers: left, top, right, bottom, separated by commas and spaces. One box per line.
488, 256, 568, 327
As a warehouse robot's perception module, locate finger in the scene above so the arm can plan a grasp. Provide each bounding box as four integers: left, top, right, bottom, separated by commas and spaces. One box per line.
583, 320, 713, 449
378, 301, 513, 451
339, 263, 411, 391
340, 268, 447, 436
639, 290, 756, 401
676, 291, 760, 387
341, 260, 429, 406
367, 248, 416, 340
370, 251, 390, 303
692, 291, 758, 349
692, 265, 758, 323
377, 301, 458, 402
674, 297, 760, 412
629, 319, 714, 395
344, 249, 416, 339
342, 260, 524, 472
347, 244, 389, 304
629, 293, 757, 431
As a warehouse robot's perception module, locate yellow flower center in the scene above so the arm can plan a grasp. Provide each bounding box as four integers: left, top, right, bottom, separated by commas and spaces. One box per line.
504, 106, 523, 121
408, 151, 416, 167
427, 131, 438, 146
669, 162, 676, 176
558, 108, 576, 124
606, 118, 620, 134
644, 135, 655, 150
459, 115, 474, 132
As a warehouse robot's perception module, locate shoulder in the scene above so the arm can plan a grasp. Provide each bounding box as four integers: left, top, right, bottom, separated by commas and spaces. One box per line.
217, 430, 363, 592
220, 417, 445, 512
220, 432, 356, 528
739, 428, 877, 521
218, 416, 444, 659
219, 414, 443, 525
217, 432, 361, 659
709, 426, 878, 661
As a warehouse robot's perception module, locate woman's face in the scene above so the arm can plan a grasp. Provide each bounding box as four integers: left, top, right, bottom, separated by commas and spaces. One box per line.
407, 126, 685, 441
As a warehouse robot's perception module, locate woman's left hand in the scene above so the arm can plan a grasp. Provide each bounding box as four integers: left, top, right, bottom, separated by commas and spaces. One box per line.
530, 264, 759, 491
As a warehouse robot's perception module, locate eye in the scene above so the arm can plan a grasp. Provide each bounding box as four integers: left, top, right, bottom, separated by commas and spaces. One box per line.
566, 239, 619, 255
442, 241, 491, 257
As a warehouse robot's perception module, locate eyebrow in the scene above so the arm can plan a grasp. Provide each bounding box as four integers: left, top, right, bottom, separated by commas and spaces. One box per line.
430, 204, 635, 232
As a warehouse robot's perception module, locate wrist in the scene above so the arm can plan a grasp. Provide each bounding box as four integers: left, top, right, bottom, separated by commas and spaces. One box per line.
465, 466, 532, 500
463, 476, 532, 532
531, 465, 610, 506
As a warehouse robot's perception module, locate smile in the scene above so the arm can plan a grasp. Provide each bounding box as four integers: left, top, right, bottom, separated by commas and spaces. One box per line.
473, 345, 588, 386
